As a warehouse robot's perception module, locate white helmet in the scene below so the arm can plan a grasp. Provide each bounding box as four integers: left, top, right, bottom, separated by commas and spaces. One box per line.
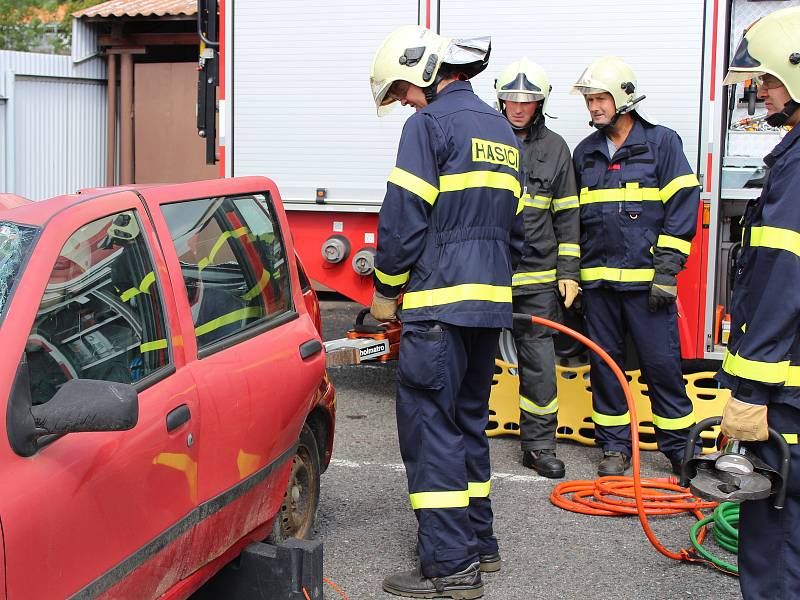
369, 25, 490, 116
496, 57, 551, 114
724, 6, 800, 126
572, 56, 655, 128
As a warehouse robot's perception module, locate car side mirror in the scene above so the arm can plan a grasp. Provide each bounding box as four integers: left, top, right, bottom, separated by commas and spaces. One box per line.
31, 379, 138, 435
7, 353, 139, 457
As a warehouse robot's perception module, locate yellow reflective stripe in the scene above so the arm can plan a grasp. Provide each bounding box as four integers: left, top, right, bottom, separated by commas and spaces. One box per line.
439, 171, 521, 199
722, 351, 800, 386
558, 243, 581, 258
552, 195, 579, 212
120, 287, 139, 302
657, 234, 692, 255
242, 269, 270, 302
388, 167, 439, 206
523, 195, 551, 209
409, 490, 470, 510
579, 186, 661, 205
140, 339, 168, 353
520, 395, 558, 415
402, 283, 511, 310
660, 174, 700, 203
375, 268, 410, 287
652, 412, 695, 430
512, 270, 557, 286
139, 271, 156, 293
782, 434, 798, 445
195, 307, 263, 337
516, 194, 525, 215
580, 267, 655, 282
121, 271, 156, 302
592, 410, 631, 427
749, 226, 800, 258
198, 228, 250, 271
468, 480, 491, 498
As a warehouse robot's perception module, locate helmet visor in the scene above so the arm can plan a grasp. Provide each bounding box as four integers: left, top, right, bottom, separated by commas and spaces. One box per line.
497, 91, 544, 102
723, 36, 766, 86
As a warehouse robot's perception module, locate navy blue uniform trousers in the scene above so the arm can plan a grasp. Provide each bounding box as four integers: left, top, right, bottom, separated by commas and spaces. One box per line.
396, 321, 500, 577
583, 288, 693, 459
739, 402, 800, 600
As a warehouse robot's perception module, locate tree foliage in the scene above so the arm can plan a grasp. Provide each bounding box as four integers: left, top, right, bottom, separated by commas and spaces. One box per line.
0, 1, 105, 54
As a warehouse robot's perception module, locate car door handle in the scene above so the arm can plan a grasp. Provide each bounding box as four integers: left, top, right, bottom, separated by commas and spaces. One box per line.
166, 404, 191, 432
299, 339, 323, 360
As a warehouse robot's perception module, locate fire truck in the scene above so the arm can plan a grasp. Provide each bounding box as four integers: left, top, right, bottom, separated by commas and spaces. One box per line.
197, 0, 800, 364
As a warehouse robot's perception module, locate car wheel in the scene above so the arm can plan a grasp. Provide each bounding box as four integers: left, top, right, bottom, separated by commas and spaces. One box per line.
268, 423, 321, 543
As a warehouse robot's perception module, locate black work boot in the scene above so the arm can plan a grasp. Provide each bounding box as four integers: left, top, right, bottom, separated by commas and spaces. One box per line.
383, 562, 483, 599
597, 451, 631, 476
522, 449, 566, 478
478, 552, 501, 573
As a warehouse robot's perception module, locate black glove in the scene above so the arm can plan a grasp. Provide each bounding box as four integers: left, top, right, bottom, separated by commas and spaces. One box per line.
648, 273, 677, 312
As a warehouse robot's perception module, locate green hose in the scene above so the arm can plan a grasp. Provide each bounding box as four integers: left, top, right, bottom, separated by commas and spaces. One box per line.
690, 502, 740, 574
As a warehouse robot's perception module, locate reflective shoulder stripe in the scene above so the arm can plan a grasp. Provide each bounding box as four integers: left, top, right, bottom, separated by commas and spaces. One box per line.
783, 434, 798, 445
512, 270, 557, 286
749, 226, 800, 258
439, 171, 521, 199
468, 480, 491, 498
580, 267, 655, 283
591, 410, 631, 426
520, 395, 558, 416
552, 195, 579, 212
657, 234, 692, 255
140, 339, 168, 353
660, 174, 700, 203
652, 412, 695, 431
409, 490, 470, 509
402, 283, 511, 310
375, 268, 410, 287
579, 186, 661, 205
558, 243, 581, 258
388, 167, 440, 206
195, 307, 263, 337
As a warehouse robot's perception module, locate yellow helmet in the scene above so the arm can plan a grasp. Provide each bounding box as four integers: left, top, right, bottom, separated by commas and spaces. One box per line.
369, 25, 490, 116
495, 57, 550, 112
723, 6, 800, 124
572, 56, 653, 126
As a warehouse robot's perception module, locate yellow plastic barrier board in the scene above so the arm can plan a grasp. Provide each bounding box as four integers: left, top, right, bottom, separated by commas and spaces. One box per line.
487, 360, 729, 453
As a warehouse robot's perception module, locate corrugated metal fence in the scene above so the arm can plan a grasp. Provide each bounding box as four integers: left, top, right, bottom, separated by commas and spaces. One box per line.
0, 50, 106, 200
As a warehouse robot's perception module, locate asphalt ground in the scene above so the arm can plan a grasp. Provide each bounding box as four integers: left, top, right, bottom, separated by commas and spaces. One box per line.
316, 294, 742, 600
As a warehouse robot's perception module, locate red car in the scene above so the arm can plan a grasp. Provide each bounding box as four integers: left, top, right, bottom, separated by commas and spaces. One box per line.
0, 177, 335, 599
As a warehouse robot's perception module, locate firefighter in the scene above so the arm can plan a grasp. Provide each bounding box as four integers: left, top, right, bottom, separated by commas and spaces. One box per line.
495, 58, 579, 478
571, 57, 701, 477
369, 25, 524, 599
716, 7, 800, 599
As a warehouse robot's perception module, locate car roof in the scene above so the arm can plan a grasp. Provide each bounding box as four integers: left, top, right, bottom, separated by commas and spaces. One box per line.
0, 177, 277, 227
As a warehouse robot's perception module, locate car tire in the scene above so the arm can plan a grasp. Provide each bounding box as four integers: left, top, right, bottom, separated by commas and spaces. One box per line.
267, 423, 321, 543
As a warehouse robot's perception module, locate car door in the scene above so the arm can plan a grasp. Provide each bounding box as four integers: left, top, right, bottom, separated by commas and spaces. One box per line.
0, 192, 202, 599
149, 182, 325, 569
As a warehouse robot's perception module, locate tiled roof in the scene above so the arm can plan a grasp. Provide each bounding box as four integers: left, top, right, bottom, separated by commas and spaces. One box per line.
73, 0, 197, 18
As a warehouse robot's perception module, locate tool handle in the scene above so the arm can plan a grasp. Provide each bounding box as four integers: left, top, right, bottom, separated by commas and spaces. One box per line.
768, 427, 791, 510
678, 416, 721, 487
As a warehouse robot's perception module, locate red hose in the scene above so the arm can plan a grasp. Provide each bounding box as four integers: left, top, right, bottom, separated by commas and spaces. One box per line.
530, 315, 717, 562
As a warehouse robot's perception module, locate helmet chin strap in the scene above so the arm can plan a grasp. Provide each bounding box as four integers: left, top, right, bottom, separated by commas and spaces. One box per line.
766, 99, 800, 127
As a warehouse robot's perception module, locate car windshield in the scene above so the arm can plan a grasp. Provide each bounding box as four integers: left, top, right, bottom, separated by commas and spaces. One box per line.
0, 221, 38, 320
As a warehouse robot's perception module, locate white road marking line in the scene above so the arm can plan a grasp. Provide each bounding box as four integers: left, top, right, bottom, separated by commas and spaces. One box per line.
329, 459, 548, 482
